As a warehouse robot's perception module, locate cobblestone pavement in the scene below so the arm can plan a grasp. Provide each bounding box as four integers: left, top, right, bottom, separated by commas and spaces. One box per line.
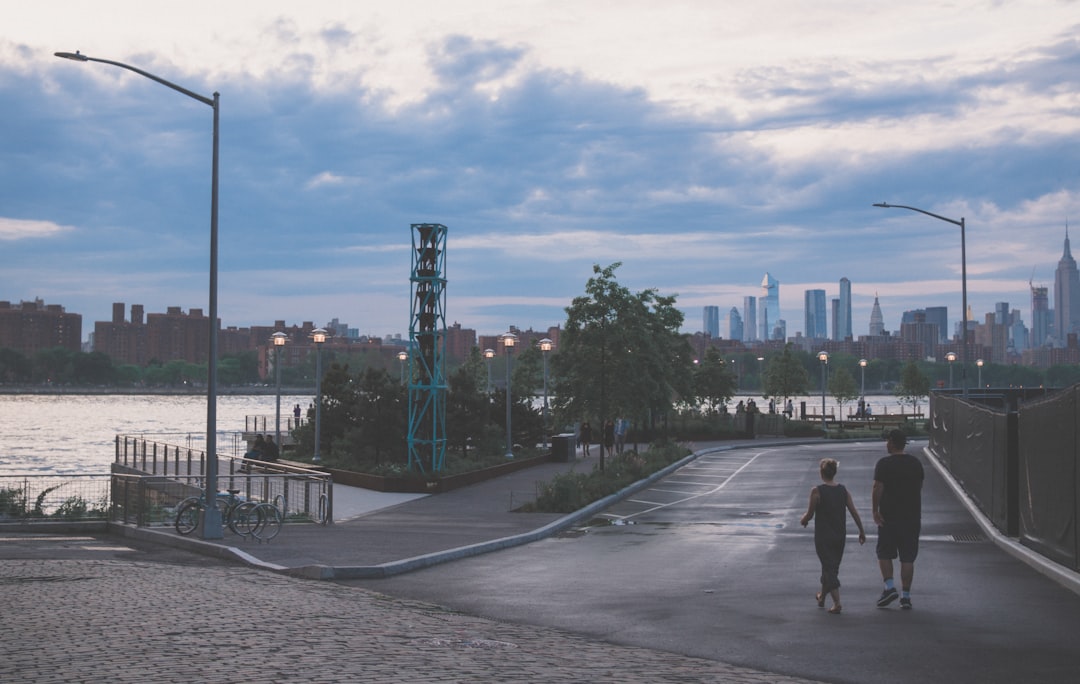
2, 558, 822, 683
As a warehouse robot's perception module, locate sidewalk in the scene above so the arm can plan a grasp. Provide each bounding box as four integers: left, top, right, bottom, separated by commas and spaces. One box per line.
120, 438, 780, 579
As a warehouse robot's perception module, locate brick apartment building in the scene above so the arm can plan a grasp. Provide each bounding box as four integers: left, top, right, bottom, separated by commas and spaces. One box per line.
0, 299, 82, 356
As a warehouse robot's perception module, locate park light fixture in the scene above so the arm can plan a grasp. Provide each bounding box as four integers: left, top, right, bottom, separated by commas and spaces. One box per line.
875, 202, 968, 397
56, 50, 224, 538
397, 349, 408, 384
501, 332, 518, 459
539, 338, 553, 450
272, 332, 288, 451
946, 351, 958, 389
311, 328, 328, 463
817, 351, 829, 431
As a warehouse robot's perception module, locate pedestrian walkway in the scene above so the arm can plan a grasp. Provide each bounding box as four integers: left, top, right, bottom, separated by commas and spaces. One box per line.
121, 439, 777, 579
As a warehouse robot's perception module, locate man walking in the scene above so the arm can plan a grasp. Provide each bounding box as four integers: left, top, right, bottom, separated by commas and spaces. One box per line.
872, 429, 924, 609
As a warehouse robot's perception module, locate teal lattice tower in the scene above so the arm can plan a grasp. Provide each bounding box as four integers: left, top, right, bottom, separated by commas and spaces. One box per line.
407, 223, 448, 473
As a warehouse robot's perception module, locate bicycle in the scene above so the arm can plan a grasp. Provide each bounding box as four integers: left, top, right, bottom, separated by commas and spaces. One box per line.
174, 489, 281, 541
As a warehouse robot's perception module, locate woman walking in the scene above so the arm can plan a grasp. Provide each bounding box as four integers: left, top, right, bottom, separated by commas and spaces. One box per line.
800, 458, 866, 614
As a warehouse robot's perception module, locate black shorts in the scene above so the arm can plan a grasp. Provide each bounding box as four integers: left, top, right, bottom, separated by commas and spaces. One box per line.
876, 523, 920, 563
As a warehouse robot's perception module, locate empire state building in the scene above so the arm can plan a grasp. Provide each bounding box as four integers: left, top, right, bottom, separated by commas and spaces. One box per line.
1053, 225, 1080, 345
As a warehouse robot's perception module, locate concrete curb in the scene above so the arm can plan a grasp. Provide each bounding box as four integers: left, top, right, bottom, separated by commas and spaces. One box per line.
923, 443, 1080, 598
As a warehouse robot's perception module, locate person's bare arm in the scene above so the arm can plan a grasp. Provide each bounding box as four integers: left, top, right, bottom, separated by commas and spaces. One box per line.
872, 480, 885, 526
846, 489, 866, 544
800, 487, 819, 527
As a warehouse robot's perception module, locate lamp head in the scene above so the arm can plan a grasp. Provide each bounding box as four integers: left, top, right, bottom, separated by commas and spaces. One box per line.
484, 348, 495, 359
311, 328, 328, 345
946, 351, 957, 362
859, 358, 868, 367
817, 351, 829, 363
272, 331, 288, 347
539, 338, 553, 352
397, 350, 408, 362
55, 51, 89, 62
501, 332, 518, 349
873, 202, 891, 208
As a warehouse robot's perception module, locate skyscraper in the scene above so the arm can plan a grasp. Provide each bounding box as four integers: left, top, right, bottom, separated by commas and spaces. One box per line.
925, 307, 948, 344
759, 273, 780, 341
838, 277, 852, 340
743, 295, 757, 342
1053, 226, 1080, 346
869, 294, 885, 336
804, 289, 827, 339
1032, 284, 1050, 348
831, 299, 839, 341
725, 307, 743, 342
703, 306, 720, 338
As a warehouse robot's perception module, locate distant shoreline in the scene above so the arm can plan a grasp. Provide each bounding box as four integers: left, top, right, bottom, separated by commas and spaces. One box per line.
0, 386, 315, 396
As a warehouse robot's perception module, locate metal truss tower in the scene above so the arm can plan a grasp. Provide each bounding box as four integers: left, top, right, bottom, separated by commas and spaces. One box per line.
407, 223, 448, 473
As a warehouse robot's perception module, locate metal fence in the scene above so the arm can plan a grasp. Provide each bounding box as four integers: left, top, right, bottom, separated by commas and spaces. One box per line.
113, 434, 332, 527
0, 474, 112, 521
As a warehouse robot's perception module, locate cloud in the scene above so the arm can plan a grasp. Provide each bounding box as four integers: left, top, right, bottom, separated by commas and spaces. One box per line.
0, 217, 75, 240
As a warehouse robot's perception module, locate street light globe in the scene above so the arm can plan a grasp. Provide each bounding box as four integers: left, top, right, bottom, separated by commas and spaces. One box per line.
818, 351, 829, 364
946, 351, 957, 363
272, 331, 288, 347
976, 358, 984, 367
539, 338, 553, 352
501, 332, 518, 349
311, 328, 328, 345
859, 358, 867, 368
397, 350, 408, 362
484, 348, 495, 359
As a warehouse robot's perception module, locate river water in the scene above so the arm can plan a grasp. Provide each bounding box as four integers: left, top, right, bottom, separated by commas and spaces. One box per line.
0, 392, 922, 477
0, 393, 313, 476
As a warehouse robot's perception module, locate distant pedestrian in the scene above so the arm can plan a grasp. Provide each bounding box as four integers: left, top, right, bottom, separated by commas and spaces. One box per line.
262, 435, 280, 462
785, 399, 794, 418
293, 403, 302, 425
801, 458, 866, 614
614, 418, 628, 454
579, 421, 593, 458
603, 420, 616, 458
745, 398, 757, 438
873, 429, 924, 610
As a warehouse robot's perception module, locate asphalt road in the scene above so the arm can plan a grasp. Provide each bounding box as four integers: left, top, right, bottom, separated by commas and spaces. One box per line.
341, 440, 1080, 684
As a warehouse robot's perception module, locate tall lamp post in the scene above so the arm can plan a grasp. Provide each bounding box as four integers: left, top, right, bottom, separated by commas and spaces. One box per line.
483, 349, 495, 394
539, 338, 553, 450
874, 202, 968, 397
859, 358, 868, 421
818, 351, 829, 431
501, 332, 518, 459
946, 351, 957, 389
56, 51, 224, 538
272, 332, 288, 450
977, 358, 984, 388
397, 349, 408, 384
311, 328, 327, 463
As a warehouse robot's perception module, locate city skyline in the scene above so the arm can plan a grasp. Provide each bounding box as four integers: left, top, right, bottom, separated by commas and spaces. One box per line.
2, 3, 1078, 339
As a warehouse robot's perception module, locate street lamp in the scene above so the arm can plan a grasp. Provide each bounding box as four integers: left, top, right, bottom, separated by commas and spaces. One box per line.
756, 356, 765, 391
311, 328, 328, 463
859, 358, 868, 397
977, 358, 984, 388
874, 202, 968, 397
272, 332, 288, 450
818, 351, 829, 431
946, 351, 958, 389
483, 348, 495, 394
501, 332, 518, 459
56, 51, 224, 538
397, 349, 408, 385
539, 338, 553, 450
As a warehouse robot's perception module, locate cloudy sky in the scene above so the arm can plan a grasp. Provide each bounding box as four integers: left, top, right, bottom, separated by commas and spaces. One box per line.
2, 1, 1078, 343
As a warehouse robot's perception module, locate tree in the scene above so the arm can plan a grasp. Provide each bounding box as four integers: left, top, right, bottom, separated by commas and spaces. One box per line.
829, 367, 859, 423
761, 344, 810, 407
446, 355, 493, 457
551, 263, 690, 467
693, 347, 737, 413
895, 361, 930, 415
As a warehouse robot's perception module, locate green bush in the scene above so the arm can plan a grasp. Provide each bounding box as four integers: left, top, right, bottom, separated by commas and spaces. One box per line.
524, 440, 691, 513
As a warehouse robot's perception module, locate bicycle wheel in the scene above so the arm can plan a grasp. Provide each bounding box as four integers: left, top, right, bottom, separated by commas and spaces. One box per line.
228, 501, 262, 537
174, 498, 201, 535
253, 502, 282, 542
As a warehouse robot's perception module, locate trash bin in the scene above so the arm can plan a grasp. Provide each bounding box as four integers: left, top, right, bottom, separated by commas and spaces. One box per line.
550, 433, 575, 462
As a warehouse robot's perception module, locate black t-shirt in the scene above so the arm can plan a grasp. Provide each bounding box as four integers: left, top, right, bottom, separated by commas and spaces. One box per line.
874, 452, 924, 526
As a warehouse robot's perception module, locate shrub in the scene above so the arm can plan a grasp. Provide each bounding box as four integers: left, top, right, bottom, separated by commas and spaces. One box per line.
524, 440, 691, 513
